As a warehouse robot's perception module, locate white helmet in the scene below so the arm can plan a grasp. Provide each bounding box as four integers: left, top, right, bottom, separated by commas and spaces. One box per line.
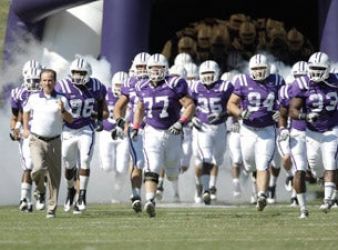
307, 52, 330, 82
249, 54, 270, 81
184, 62, 199, 80
23, 67, 41, 92
69, 58, 92, 85
291, 61, 308, 78
132, 52, 150, 79
174, 53, 193, 67
169, 64, 187, 78
111, 71, 128, 96
22, 60, 42, 78
199, 60, 220, 85
221, 70, 238, 82
147, 53, 169, 82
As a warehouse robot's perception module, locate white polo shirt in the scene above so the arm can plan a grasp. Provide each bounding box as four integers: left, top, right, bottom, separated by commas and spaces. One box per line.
23, 90, 72, 137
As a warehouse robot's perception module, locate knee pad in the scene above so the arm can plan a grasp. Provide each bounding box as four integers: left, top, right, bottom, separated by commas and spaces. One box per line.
144, 171, 159, 184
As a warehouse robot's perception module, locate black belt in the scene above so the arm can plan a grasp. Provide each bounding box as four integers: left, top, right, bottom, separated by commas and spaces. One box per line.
32, 133, 60, 142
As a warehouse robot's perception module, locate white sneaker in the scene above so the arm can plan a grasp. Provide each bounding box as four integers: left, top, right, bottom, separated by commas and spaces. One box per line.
210, 186, 217, 201
19, 199, 28, 211
299, 209, 309, 219
46, 211, 56, 219
144, 200, 156, 218
131, 199, 142, 213
35, 193, 46, 211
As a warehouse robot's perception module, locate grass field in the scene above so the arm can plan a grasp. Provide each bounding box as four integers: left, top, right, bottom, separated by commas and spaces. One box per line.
1, 202, 338, 250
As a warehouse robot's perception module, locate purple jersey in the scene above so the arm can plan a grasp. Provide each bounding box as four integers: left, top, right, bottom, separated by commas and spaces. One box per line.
135, 76, 189, 130
103, 87, 119, 131
121, 76, 140, 124
290, 74, 338, 132
55, 77, 107, 129
189, 80, 234, 124
11, 87, 32, 110
278, 83, 306, 131
233, 73, 284, 128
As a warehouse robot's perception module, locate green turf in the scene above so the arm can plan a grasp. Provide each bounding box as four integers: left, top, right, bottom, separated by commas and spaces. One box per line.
1, 203, 338, 250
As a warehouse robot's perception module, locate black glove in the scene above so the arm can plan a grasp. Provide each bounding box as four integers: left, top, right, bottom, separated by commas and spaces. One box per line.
116, 118, 126, 129
111, 127, 124, 140
240, 109, 252, 120
95, 120, 104, 132
168, 121, 184, 135
207, 112, 226, 124
129, 127, 139, 140
192, 117, 203, 131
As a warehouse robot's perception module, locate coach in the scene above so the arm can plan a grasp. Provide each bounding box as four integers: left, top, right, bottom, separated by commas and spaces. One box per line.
23, 69, 73, 218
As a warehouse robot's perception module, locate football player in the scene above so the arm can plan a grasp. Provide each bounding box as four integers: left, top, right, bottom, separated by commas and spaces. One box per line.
10, 60, 44, 212
227, 54, 283, 211
289, 52, 338, 214
132, 53, 195, 217
56, 57, 108, 213
190, 60, 234, 205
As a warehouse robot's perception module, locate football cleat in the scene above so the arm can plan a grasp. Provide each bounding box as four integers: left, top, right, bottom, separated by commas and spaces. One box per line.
256, 194, 267, 211
144, 200, 156, 218
46, 211, 56, 219
64, 187, 76, 212
210, 186, 217, 201
299, 209, 309, 219
284, 176, 293, 192
73, 203, 82, 215
35, 192, 46, 211
203, 191, 211, 205
77, 190, 87, 211
194, 184, 203, 204
267, 185, 276, 204
320, 200, 333, 213
155, 186, 164, 201
19, 199, 28, 211
131, 196, 142, 213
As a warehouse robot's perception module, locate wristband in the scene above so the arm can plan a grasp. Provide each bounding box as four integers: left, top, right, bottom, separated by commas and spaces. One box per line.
179, 116, 189, 124
133, 123, 141, 129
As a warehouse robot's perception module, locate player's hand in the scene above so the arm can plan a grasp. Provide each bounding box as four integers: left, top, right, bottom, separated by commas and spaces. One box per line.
306, 112, 319, 123
278, 128, 289, 141
116, 118, 126, 130
240, 109, 252, 120
111, 127, 124, 140
192, 117, 203, 131
272, 111, 280, 122
168, 121, 183, 135
95, 120, 104, 132
129, 128, 139, 140
9, 129, 20, 141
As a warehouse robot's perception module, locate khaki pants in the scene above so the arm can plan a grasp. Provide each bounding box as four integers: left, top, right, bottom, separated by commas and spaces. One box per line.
29, 134, 61, 213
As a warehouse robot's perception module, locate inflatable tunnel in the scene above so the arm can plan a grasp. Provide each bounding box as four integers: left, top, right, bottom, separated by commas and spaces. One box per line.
3, 0, 338, 74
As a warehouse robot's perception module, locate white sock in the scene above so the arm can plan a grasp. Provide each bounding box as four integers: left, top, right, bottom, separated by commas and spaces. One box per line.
209, 175, 217, 188
194, 175, 202, 186
21, 182, 32, 202
297, 192, 307, 211
201, 175, 210, 192
132, 188, 141, 198
79, 175, 90, 190
269, 175, 278, 187
291, 189, 297, 198
324, 182, 336, 201
145, 192, 155, 201
233, 178, 239, 184
171, 179, 179, 196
